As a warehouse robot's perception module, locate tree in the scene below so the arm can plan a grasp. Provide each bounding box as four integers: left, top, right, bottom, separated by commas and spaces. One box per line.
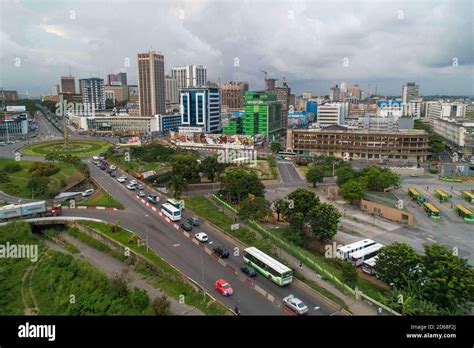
166, 174, 188, 199
429, 133, 445, 155
307, 203, 341, 241
340, 260, 358, 287
336, 165, 356, 186
199, 155, 226, 182
27, 177, 50, 197
363, 166, 400, 192
272, 198, 286, 222
110, 271, 130, 297
306, 165, 325, 187
171, 154, 200, 182
129, 288, 150, 312
151, 295, 172, 315
374, 242, 423, 289
238, 196, 271, 221
2, 162, 21, 173
341, 179, 366, 204
0, 171, 10, 184
219, 167, 265, 204
419, 244, 474, 314
270, 141, 282, 154
281, 189, 320, 241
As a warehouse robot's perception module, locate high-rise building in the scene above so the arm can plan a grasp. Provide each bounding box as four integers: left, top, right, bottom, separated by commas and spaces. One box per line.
171, 65, 207, 89
79, 78, 105, 111
402, 82, 419, 105
61, 76, 76, 94
52, 84, 60, 96
165, 75, 179, 105
137, 51, 166, 116
107, 74, 118, 85
128, 85, 139, 103
104, 85, 129, 102
220, 81, 249, 111
180, 87, 221, 133
117, 72, 127, 85
302, 92, 312, 100
0, 89, 18, 101
275, 79, 291, 128
347, 84, 362, 100
242, 91, 282, 140
329, 85, 340, 102
317, 103, 348, 127
265, 78, 277, 92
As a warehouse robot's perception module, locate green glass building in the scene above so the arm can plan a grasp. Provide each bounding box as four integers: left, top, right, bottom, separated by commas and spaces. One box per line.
242, 92, 282, 140
222, 116, 242, 134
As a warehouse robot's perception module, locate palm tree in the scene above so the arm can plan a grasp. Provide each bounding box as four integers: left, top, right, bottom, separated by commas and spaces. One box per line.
166, 174, 188, 199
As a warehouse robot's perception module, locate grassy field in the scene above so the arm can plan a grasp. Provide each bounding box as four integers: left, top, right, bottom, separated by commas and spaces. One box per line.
78, 188, 124, 209
77, 221, 230, 315
107, 154, 170, 174
20, 140, 112, 158
0, 157, 84, 199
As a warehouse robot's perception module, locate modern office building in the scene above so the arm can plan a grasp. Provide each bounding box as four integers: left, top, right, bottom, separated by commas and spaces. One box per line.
347, 84, 362, 100
0, 115, 28, 138
128, 85, 139, 103
156, 113, 181, 134
275, 79, 291, 128
165, 75, 179, 106
286, 126, 430, 162
426, 101, 467, 120
180, 87, 221, 133
117, 72, 127, 85
404, 100, 422, 118
137, 51, 166, 116
107, 72, 127, 85
171, 65, 207, 89
265, 78, 277, 92
376, 100, 403, 117
287, 111, 308, 126
61, 76, 76, 94
52, 84, 61, 96
329, 85, 340, 101
317, 103, 348, 127
242, 91, 282, 139
222, 116, 243, 134
105, 85, 129, 103
402, 82, 419, 105
432, 118, 474, 156
79, 78, 105, 111
220, 81, 249, 111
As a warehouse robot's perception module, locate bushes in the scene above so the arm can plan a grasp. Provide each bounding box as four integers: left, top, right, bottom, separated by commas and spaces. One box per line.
2, 162, 21, 173
151, 295, 172, 315
29, 162, 60, 177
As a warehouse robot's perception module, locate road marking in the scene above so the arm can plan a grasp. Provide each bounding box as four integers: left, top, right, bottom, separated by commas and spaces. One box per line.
173, 244, 180, 247
426, 237, 437, 242
173, 224, 179, 230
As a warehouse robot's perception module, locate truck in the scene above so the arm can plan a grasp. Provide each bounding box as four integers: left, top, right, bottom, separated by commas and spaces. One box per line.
0, 201, 62, 222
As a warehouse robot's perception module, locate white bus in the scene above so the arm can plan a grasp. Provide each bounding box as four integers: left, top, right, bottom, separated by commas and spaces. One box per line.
161, 203, 182, 221
336, 239, 376, 260
92, 156, 99, 165
167, 198, 184, 210
348, 243, 384, 267
243, 247, 293, 286
362, 256, 378, 275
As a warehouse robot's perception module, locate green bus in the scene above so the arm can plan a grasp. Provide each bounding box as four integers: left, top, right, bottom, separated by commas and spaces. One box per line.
423, 202, 441, 219
243, 247, 293, 286
434, 189, 450, 202
408, 188, 427, 204
455, 204, 474, 223
462, 191, 474, 204
277, 151, 297, 160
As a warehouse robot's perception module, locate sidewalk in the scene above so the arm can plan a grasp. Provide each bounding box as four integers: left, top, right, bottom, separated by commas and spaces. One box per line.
46, 232, 203, 315
219, 203, 377, 315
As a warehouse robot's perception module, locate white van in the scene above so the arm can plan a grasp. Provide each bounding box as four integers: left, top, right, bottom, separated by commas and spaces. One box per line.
92, 156, 99, 165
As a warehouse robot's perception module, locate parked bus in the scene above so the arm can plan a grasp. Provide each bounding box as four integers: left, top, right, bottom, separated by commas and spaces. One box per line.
423, 202, 441, 219
434, 189, 449, 202
277, 151, 297, 160
160, 203, 182, 221
166, 198, 184, 210
243, 247, 293, 286
362, 256, 379, 275
348, 243, 384, 267
455, 204, 474, 223
336, 239, 376, 260
408, 188, 427, 203
462, 191, 474, 204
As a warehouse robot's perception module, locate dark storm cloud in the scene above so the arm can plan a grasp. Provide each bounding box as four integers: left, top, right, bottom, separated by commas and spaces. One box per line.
0, 0, 472, 97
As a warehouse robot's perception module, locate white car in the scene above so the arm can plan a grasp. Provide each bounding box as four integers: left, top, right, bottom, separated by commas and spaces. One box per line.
117, 176, 127, 183
282, 294, 308, 315
126, 183, 136, 190
137, 191, 145, 197
82, 189, 95, 197
137, 184, 144, 190
109, 165, 117, 170
194, 232, 208, 243
130, 180, 138, 186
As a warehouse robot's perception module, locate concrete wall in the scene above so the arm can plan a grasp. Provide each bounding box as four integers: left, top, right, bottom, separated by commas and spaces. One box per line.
360, 199, 413, 225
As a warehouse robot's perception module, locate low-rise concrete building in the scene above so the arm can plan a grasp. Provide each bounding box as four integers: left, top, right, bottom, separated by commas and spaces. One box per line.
360, 191, 413, 225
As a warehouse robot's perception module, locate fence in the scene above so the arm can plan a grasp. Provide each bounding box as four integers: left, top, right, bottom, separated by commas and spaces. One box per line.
211, 194, 401, 316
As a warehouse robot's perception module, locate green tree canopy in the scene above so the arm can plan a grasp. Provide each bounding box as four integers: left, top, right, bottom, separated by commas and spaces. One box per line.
341, 179, 366, 203
238, 196, 271, 221
219, 167, 265, 204
270, 141, 282, 153
307, 203, 341, 241
305, 165, 325, 187
199, 155, 226, 182
171, 154, 200, 182
166, 174, 188, 199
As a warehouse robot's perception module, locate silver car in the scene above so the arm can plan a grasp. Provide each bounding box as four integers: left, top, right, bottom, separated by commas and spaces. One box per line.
282, 294, 308, 315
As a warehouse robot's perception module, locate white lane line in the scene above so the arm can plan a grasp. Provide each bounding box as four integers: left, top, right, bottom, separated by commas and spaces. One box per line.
426, 237, 437, 243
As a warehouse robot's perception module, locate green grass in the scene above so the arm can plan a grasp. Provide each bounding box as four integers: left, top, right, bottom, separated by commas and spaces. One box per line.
78, 188, 124, 209
77, 221, 230, 315
20, 140, 112, 158
0, 157, 84, 199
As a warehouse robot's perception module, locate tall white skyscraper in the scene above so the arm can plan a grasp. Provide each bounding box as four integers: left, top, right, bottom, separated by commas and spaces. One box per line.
79, 78, 105, 111
171, 65, 207, 89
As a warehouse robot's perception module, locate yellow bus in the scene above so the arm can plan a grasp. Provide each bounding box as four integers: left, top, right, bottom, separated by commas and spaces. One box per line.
434, 189, 449, 202
408, 188, 427, 203
462, 191, 474, 204
455, 204, 474, 223
423, 202, 441, 219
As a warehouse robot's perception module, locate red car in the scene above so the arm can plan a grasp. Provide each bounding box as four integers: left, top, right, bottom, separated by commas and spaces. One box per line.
215, 279, 233, 296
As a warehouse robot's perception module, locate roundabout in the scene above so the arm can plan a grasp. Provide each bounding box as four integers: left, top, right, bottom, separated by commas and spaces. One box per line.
20, 140, 112, 158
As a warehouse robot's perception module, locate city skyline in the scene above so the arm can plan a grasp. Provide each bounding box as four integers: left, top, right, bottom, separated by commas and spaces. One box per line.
1, 0, 473, 97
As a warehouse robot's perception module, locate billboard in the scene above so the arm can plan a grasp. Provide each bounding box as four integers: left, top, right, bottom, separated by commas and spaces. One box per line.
170, 132, 255, 149
118, 136, 142, 147
6, 105, 26, 112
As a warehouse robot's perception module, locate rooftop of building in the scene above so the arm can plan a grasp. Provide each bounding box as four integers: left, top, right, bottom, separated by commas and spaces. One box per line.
291, 125, 427, 135
363, 191, 408, 211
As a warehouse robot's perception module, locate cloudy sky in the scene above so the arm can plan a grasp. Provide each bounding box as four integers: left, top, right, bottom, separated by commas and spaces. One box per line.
1, 0, 472, 97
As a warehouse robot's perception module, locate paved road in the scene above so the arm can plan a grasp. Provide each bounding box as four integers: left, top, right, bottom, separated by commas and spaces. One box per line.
276, 160, 305, 185
68, 161, 341, 316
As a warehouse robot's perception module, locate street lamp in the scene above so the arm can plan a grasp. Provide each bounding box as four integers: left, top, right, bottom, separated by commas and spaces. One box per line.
145, 214, 149, 251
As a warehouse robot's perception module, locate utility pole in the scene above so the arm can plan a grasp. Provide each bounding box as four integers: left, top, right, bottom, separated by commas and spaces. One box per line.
60, 93, 68, 146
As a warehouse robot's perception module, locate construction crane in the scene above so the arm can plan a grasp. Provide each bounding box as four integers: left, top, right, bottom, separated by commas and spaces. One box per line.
259, 70, 268, 81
